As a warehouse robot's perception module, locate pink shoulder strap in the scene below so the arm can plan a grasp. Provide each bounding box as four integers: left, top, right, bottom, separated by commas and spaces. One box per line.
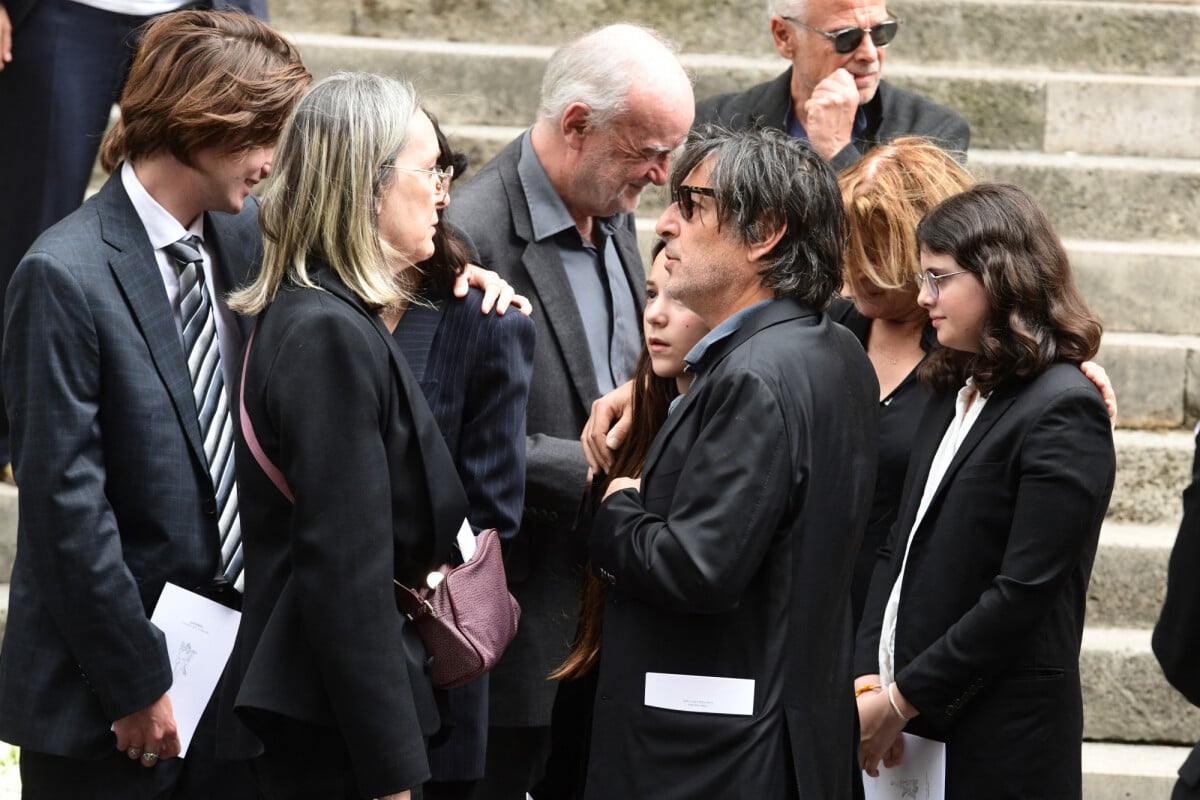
240, 325, 295, 503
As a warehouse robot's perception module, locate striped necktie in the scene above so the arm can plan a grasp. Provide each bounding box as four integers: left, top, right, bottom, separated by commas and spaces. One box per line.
163, 235, 243, 591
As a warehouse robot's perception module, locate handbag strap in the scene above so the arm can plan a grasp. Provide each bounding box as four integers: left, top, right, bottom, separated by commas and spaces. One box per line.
239, 325, 295, 503
238, 324, 427, 599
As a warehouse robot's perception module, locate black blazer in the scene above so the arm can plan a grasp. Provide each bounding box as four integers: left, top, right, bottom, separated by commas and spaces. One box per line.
0, 171, 258, 757
586, 299, 880, 799
855, 363, 1115, 799
445, 133, 647, 727
219, 263, 468, 797
694, 69, 970, 172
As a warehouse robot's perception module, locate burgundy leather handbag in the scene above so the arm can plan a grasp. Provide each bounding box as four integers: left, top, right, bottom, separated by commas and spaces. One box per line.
393, 528, 521, 688
238, 326, 520, 689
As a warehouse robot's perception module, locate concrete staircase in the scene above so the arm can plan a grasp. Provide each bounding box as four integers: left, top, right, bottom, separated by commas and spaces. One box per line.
21, 0, 1200, 794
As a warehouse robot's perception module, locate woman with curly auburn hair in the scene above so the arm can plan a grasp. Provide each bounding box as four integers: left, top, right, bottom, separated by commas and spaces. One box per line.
854, 183, 1116, 799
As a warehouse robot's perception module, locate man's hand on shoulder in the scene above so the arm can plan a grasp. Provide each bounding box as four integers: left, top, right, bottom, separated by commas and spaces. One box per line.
802, 68, 860, 161
113, 694, 181, 767
0, 3, 13, 70
582, 380, 634, 474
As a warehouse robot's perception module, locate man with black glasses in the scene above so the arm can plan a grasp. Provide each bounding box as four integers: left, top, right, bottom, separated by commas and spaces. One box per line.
585, 125, 879, 797
696, 0, 969, 170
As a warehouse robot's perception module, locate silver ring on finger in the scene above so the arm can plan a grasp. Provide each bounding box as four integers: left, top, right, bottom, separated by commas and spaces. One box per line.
127, 746, 143, 758
140, 752, 159, 763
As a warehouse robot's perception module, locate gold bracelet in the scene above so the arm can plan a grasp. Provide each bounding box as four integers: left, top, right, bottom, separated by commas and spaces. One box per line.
888, 683, 914, 721
855, 683, 881, 697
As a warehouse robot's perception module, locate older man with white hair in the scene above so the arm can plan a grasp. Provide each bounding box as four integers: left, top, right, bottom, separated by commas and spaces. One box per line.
696, 0, 969, 170
446, 22, 694, 799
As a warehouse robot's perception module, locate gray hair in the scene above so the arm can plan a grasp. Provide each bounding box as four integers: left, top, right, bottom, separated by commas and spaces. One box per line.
230, 71, 420, 315
670, 125, 846, 309
538, 24, 679, 128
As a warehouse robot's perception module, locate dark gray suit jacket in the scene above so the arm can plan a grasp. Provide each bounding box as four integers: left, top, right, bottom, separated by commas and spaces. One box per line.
586, 298, 880, 799
0, 170, 259, 757
695, 69, 970, 171
444, 133, 646, 727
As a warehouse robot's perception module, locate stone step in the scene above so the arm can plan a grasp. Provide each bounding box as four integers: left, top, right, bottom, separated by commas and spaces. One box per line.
0, 488, 15, 586
1109, 429, 1195, 524
1089, 523, 1176, 630
1070, 240, 1200, 338
1096, 332, 1200, 429
271, 0, 1199, 78
1082, 742, 1190, 800
1082, 626, 1200, 745
445, 125, 1200, 245
287, 33, 1200, 159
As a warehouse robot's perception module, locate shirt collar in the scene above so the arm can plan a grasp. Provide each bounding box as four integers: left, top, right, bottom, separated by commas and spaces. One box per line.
517, 129, 617, 243
121, 161, 205, 249
684, 298, 774, 375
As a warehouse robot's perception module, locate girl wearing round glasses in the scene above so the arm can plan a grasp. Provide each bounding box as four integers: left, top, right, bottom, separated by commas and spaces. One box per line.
853, 183, 1116, 799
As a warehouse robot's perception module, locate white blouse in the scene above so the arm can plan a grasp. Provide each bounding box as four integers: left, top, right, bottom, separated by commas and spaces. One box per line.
879, 379, 989, 685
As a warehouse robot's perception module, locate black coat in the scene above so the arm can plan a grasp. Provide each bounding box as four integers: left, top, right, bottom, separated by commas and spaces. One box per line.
219, 263, 467, 797
587, 298, 880, 799
695, 69, 970, 171
856, 363, 1115, 799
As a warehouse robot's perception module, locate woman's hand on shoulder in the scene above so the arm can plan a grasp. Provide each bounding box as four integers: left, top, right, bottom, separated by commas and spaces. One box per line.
455, 264, 532, 316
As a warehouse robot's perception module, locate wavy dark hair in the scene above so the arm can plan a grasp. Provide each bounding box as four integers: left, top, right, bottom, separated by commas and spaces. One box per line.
550, 240, 677, 681
916, 183, 1102, 395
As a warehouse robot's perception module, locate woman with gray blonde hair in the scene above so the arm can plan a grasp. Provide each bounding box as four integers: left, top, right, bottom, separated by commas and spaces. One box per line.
218, 72, 469, 800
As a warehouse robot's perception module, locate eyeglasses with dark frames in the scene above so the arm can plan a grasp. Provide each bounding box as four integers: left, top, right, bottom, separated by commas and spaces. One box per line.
381, 164, 455, 199
671, 184, 717, 221
914, 269, 970, 301
781, 16, 902, 54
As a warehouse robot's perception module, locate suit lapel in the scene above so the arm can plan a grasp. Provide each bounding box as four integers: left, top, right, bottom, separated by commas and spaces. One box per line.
932, 387, 1017, 495
641, 299, 812, 482
613, 215, 647, 317
898, 382, 1019, 548
99, 175, 210, 472
497, 151, 604, 409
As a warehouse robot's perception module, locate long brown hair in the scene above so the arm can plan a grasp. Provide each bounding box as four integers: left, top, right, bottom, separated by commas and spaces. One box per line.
916, 183, 1103, 395
550, 243, 678, 681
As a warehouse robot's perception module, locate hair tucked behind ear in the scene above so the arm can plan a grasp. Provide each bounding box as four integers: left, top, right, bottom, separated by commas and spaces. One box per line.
916, 183, 1103, 395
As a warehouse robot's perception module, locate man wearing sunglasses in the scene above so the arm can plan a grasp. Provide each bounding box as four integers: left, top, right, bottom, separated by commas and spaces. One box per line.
696, 0, 969, 171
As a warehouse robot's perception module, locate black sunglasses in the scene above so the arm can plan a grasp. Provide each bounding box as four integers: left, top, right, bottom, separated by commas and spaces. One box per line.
782, 17, 902, 54
671, 184, 716, 221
